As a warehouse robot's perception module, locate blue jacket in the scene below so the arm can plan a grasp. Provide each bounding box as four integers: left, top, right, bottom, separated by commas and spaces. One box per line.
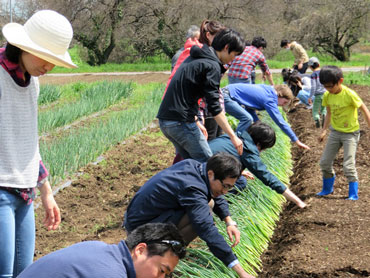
18, 241, 135, 278
226, 83, 298, 142
209, 132, 287, 194
124, 159, 237, 266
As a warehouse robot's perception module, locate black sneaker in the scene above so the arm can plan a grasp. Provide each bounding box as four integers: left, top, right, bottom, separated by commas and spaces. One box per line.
315, 119, 320, 128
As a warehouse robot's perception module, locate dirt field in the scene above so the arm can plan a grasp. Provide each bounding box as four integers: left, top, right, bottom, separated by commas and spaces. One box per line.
35, 74, 370, 277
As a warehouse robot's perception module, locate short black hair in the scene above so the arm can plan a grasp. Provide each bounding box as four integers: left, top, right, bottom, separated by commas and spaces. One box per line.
319, 65, 343, 85
251, 36, 267, 48
310, 62, 320, 70
126, 223, 186, 259
206, 152, 242, 181
211, 28, 245, 55
280, 39, 290, 48
248, 121, 276, 150
281, 68, 292, 82
5, 43, 22, 63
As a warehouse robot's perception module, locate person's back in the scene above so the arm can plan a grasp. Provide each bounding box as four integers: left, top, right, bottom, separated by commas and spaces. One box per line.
280, 39, 309, 74
18, 223, 186, 278
208, 122, 306, 207
227, 36, 273, 85
158, 44, 223, 122
124, 159, 211, 232
222, 83, 310, 150
226, 83, 277, 112
18, 241, 133, 278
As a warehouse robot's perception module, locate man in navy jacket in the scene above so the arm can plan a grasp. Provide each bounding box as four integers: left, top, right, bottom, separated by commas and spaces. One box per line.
18, 223, 186, 278
124, 153, 256, 278
209, 122, 306, 208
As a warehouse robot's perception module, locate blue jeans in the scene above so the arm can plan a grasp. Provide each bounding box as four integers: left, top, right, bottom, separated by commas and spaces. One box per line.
228, 76, 251, 84
222, 92, 253, 133
297, 89, 311, 106
0, 189, 35, 278
159, 120, 212, 162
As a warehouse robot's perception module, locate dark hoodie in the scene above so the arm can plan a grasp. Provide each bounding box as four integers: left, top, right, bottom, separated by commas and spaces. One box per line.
157, 44, 225, 122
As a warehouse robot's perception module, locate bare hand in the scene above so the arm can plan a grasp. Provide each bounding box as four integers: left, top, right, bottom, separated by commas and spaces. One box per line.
231, 136, 243, 155
242, 170, 254, 180
226, 225, 241, 248
40, 181, 61, 231
308, 98, 312, 105
295, 140, 310, 150
318, 130, 327, 143
196, 121, 208, 140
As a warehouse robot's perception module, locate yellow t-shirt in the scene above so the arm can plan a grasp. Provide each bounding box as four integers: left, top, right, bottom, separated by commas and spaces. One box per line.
322, 85, 363, 132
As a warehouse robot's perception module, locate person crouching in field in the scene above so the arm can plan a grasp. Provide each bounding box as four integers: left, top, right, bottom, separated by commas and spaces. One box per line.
318, 66, 370, 200
17, 223, 186, 278
221, 83, 310, 150
124, 153, 256, 278
208, 121, 307, 208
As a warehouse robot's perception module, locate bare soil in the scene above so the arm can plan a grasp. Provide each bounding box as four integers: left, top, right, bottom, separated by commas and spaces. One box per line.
35, 74, 370, 277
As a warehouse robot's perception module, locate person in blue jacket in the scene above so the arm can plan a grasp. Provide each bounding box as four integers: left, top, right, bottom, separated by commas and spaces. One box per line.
124, 153, 256, 278
17, 223, 186, 278
209, 121, 306, 208
222, 83, 310, 150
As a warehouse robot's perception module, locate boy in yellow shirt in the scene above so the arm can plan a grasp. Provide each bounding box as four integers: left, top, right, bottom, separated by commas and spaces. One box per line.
318, 66, 370, 200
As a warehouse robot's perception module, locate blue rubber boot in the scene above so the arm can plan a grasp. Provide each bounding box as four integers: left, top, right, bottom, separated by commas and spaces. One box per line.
317, 176, 335, 196
347, 181, 358, 200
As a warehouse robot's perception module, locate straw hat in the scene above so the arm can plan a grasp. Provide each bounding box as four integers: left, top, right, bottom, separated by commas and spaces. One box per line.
2, 10, 77, 68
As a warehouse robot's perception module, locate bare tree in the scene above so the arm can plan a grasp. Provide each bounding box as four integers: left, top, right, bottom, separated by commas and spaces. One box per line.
287, 0, 369, 61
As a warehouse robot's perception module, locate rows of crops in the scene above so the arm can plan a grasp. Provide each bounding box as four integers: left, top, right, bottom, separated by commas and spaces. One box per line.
39, 82, 292, 276
38, 81, 165, 187
175, 113, 291, 277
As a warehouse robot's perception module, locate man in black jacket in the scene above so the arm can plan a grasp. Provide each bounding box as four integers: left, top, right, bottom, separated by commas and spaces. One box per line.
124, 153, 255, 278
157, 28, 245, 163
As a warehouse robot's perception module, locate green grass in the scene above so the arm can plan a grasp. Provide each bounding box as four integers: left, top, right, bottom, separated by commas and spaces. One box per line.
51, 44, 370, 74
344, 71, 370, 86
268, 49, 370, 69
51, 46, 171, 73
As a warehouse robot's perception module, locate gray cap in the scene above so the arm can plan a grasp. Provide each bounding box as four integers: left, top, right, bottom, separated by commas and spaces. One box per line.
308, 57, 319, 66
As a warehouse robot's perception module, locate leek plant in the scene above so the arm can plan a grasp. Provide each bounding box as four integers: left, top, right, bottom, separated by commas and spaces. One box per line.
39, 84, 62, 105
38, 81, 133, 133
40, 85, 163, 185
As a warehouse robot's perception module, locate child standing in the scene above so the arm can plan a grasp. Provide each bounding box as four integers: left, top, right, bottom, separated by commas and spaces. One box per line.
308, 57, 327, 128
318, 66, 370, 200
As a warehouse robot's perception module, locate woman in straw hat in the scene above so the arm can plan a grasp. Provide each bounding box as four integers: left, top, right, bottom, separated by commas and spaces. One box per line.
0, 10, 77, 277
